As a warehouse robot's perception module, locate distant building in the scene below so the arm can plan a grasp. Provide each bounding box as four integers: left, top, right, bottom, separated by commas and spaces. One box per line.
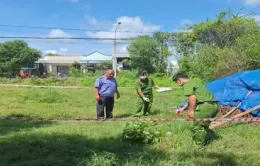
81, 51, 112, 73
166, 60, 179, 74
35, 51, 129, 74
35, 56, 81, 74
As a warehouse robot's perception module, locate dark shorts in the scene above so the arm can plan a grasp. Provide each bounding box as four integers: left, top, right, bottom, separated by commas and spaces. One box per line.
96, 96, 114, 119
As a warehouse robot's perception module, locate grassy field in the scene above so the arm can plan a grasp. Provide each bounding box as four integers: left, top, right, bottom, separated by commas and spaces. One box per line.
0, 71, 175, 87
1, 87, 260, 166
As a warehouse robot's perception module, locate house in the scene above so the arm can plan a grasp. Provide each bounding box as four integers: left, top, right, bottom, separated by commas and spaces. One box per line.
81, 51, 112, 73
81, 52, 130, 71
115, 53, 130, 70
35, 51, 130, 75
35, 56, 81, 74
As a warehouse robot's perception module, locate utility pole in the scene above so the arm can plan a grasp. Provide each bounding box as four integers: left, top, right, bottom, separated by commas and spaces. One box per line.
113, 22, 121, 77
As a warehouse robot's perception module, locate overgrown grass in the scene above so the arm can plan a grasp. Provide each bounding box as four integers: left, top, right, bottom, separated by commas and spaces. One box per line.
0, 87, 260, 165
0, 70, 175, 87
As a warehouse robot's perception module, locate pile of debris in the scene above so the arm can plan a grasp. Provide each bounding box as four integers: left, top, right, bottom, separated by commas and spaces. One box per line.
216, 105, 254, 118
178, 70, 260, 129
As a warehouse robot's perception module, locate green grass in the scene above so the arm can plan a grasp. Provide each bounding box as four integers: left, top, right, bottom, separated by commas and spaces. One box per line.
0, 70, 176, 87
0, 87, 260, 166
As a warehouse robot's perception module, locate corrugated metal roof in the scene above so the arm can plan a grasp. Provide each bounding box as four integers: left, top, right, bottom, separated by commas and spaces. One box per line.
81, 52, 111, 61
36, 52, 129, 64
36, 56, 81, 64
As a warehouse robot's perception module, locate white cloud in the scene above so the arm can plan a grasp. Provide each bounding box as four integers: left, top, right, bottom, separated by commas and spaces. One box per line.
244, 0, 260, 5
118, 44, 128, 53
47, 29, 75, 43
170, 19, 193, 33
180, 19, 193, 27
43, 50, 57, 55
43, 48, 68, 55
85, 15, 97, 25
48, 29, 71, 38
86, 16, 161, 39
59, 48, 68, 52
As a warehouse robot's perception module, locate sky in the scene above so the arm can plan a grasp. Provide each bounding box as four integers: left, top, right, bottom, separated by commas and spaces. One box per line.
0, 0, 259, 56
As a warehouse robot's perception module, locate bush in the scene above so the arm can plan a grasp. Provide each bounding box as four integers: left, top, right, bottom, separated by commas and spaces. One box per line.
69, 67, 82, 77
121, 122, 161, 144
96, 60, 112, 70
0, 77, 23, 84
0, 70, 177, 87
177, 45, 249, 82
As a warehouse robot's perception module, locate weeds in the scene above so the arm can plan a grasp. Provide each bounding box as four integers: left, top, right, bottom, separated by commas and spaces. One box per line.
0, 70, 177, 87
122, 122, 161, 144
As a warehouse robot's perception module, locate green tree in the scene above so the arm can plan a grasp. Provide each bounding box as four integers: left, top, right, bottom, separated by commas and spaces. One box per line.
236, 30, 260, 69
169, 30, 197, 57
96, 60, 112, 70
192, 11, 258, 48
46, 53, 61, 56
153, 32, 171, 73
71, 61, 81, 69
69, 61, 81, 77
121, 59, 132, 70
68, 67, 81, 77
172, 10, 260, 81
127, 35, 160, 73
0, 40, 41, 75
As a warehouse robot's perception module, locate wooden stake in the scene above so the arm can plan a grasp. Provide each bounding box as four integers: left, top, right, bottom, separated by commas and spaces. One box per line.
210, 104, 260, 129
210, 90, 253, 127
222, 91, 252, 118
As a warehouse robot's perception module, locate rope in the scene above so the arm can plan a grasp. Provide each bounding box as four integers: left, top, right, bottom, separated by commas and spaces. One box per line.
1, 116, 260, 123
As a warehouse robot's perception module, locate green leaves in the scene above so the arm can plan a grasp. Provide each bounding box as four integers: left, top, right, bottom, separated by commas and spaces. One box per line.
0, 40, 41, 74
96, 60, 112, 70
127, 33, 171, 73
127, 35, 160, 73
174, 10, 260, 82
122, 122, 161, 144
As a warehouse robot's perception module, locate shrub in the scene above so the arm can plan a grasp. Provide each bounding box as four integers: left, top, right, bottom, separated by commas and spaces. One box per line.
69, 67, 81, 77
121, 122, 161, 144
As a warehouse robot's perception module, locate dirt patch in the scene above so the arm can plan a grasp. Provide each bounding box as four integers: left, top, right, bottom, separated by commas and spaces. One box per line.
216, 105, 255, 118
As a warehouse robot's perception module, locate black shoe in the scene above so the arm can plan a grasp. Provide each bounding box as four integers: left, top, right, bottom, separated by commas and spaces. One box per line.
97, 117, 105, 121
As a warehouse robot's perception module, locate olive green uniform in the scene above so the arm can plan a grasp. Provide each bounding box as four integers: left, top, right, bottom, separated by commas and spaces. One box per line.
134, 78, 154, 116
183, 79, 218, 146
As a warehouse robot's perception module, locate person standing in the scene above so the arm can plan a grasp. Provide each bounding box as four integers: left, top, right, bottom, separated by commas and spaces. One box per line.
172, 73, 218, 146
94, 69, 120, 120
134, 70, 159, 117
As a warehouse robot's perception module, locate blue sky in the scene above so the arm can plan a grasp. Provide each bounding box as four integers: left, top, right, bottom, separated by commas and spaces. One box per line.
0, 0, 259, 56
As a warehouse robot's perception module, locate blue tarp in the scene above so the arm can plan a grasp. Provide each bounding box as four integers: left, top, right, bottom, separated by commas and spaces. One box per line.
178, 70, 260, 117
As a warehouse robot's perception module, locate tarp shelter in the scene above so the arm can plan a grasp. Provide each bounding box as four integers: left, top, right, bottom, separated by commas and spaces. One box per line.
178, 70, 260, 117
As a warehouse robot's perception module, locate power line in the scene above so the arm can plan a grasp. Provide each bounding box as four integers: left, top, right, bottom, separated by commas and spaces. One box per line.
11, 39, 131, 45
0, 24, 156, 33
0, 36, 133, 40
25, 41, 130, 45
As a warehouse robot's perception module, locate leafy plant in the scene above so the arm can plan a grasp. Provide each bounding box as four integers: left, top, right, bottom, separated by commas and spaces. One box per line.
0, 40, 41, 75
69, 67, 81, 77
121, 122, 161, 144
96, 60, 112, 70
71, 61, 81, 69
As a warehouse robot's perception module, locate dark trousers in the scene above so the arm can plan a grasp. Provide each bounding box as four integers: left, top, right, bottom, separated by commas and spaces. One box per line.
192, 103, 218, 146
96, 96, 114, 119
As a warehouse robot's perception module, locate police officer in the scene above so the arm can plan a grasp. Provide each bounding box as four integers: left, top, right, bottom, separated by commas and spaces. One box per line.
134, 70, 159, 117
94, 69, 120, 120
172, 73, 218, 146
